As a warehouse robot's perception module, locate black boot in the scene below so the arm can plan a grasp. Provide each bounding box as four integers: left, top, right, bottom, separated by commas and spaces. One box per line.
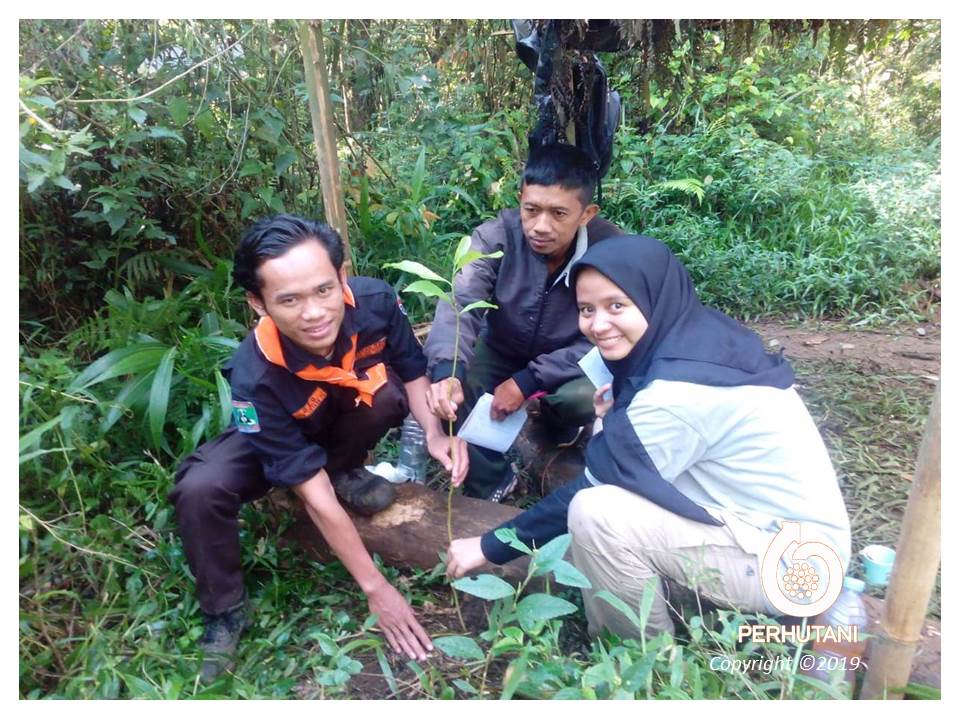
330, 466, 396, 516
199, 599, 251, 682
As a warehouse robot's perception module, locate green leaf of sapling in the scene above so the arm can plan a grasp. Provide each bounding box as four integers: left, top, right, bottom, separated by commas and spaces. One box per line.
459, 300, 497, 315
382, 260, 449, 285
401, 280, 450, 300
451, 573, 515, 601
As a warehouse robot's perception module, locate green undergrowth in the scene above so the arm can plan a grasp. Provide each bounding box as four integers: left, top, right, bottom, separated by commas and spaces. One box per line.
20, 336, 939, 697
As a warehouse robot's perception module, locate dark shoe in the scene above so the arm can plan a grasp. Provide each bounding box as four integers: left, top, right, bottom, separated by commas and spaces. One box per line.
331, 466, 397, 516
485, 465, 518, 504
199, 600, 251, 683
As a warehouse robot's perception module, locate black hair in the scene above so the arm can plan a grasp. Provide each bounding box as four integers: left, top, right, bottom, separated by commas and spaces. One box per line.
522, 143, 598, 206
233, 214, 345, 296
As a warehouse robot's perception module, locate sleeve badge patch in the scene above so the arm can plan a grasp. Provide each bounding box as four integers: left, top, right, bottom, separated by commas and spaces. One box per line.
231, 400, 261, 433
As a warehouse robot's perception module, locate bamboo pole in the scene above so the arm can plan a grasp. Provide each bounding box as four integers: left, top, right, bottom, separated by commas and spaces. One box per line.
860, 382, 940, 699
298, 20, 353, 275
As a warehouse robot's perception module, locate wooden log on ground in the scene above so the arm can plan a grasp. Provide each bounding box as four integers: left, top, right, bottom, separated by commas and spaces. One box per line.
268, 482, 533, 584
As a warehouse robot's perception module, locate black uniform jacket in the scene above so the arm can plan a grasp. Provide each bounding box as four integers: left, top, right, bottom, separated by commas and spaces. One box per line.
223, 276, 426, 487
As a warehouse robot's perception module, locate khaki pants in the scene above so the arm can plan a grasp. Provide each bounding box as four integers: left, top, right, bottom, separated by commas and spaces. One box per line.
568, 485, 775, 638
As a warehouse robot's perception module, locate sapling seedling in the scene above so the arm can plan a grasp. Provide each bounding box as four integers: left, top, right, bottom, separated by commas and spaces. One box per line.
384, 235, 503, 629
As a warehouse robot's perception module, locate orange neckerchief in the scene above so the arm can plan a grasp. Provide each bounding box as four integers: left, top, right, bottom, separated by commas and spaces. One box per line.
253, 286, 387, 406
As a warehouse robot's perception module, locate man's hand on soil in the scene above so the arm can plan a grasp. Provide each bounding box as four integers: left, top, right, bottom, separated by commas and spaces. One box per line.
366, 578, 433, 661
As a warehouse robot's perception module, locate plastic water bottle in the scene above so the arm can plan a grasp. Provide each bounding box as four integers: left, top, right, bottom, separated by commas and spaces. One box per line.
806, 576, 870, 691
395, 415, 427, 483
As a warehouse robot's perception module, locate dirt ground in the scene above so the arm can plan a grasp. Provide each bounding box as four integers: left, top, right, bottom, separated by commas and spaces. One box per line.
747, 315, 941, 377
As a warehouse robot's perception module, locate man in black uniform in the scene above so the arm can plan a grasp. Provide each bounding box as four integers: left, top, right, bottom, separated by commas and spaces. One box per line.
170, 215, 467, 681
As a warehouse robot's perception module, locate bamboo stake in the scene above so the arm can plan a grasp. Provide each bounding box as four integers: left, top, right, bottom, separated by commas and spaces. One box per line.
860, 382, 940, 699
298, 20, 353, 275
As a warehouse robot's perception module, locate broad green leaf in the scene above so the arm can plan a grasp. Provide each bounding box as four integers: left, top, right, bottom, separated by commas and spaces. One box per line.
451, 573, 515, 600
530, 533, 572, 576
452, 235, 473, 268
69, 343, 168, 391
401, 280, 450, 300
460, 300, 497, 315
104, 209, 127, 234
27, 94, 56, 109
552, 687, 587, 699
167, 96, 190, 126
239, 159, 264, 178
127, 107, 147, 125
194, 109, 215, 138
493, 527, 531, 555
147, 346, 177, 450
26, 171, 45, 193
120, 673, 158, 697
433, 635, 484, 661
316, 669, 351, 687
595, 589, 643, 630
550, 559, 592, 588
51, 175, 78, 192
275, 150, 297, 175
622, 652, 657, 693
516, 593, 577, 628
19, 144, 49, 167
452, 679, 478, 696
147, 126, 185, 143
382, 260, 448, 285
454, 249, 503, 272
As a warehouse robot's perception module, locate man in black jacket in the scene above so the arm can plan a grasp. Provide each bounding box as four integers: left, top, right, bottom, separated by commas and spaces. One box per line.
171, 216, 467, 681
423, 144, 621, 500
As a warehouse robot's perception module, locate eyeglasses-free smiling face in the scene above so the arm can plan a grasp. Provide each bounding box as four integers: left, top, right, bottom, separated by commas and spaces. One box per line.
576, 267, 649, 361
246, 238, 347, 358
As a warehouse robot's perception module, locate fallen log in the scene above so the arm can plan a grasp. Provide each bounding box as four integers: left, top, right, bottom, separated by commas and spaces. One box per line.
268, 481, 533, 584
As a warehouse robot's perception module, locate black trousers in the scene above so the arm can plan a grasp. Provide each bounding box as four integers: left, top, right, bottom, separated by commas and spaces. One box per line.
169, 374, 409, 615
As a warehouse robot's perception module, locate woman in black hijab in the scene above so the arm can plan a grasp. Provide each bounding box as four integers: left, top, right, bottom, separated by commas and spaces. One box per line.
446, 235, 851, 638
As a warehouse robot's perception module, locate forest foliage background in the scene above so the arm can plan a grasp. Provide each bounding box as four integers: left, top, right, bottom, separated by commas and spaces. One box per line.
19, 19, 940, 699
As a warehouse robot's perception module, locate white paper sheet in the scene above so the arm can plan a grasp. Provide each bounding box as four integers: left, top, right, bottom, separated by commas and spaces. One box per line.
456, 393, 528, 453
578, 346, 614, 400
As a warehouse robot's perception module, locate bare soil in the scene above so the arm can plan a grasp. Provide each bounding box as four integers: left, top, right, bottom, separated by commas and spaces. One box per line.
747, 315, 941, 377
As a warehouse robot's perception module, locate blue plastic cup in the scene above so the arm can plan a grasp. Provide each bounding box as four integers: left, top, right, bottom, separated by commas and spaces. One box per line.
860, 545, 896, 586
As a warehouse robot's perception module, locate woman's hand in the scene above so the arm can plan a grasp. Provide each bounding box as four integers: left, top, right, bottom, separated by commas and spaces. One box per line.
593, 383, 613, 419
446, 536, 486, 578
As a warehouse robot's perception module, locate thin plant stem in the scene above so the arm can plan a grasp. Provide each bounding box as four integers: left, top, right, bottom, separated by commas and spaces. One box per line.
447, 283, 467, 633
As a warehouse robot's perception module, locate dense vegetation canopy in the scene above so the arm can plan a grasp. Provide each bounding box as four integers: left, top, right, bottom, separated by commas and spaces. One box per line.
19, 19, 940, 699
